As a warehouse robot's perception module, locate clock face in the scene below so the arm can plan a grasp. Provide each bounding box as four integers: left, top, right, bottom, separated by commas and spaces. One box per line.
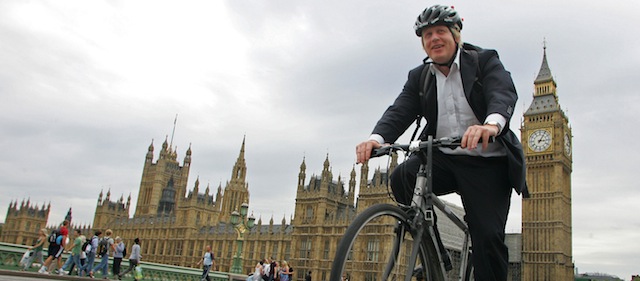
564, 133, 571, 156
528, 129, 552, 152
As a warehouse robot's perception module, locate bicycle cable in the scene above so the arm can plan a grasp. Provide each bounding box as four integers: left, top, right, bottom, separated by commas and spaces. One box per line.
381, 146, 416, 209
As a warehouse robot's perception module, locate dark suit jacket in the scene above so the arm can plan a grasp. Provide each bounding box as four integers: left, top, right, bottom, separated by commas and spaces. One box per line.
372, 43, 529, 196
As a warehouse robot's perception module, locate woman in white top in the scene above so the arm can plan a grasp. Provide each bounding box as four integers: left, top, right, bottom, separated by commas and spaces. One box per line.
252, 259, 264, 281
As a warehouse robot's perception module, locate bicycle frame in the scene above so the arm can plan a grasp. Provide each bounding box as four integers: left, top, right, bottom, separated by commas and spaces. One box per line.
330, 136, 474, 281
407, 136, 473, 281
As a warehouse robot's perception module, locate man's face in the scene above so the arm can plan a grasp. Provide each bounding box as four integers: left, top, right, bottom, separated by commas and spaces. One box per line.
421, 25, 458, 64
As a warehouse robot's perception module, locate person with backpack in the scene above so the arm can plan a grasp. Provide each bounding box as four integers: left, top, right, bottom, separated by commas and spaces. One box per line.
90, 229, 115, 278
118, 238, 141, 281
80, 230, 100, 277
58, 229, 83, 275
112, 236, 126, 278
355, 5, 528, 281
38, 220, 68, 274
76, 235, 87, 273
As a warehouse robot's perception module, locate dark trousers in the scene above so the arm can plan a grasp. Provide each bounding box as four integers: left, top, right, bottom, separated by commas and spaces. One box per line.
201, 264, 212, 281
390, 149, 512, 281
113, 257, 122, 276
119, 259, 138, 279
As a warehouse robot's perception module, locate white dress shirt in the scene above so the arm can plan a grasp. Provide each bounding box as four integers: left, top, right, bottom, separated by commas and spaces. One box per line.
371, 51, 507, 157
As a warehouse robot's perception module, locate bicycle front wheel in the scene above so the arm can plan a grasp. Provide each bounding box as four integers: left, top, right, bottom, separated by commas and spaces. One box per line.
329, 204, 444, 281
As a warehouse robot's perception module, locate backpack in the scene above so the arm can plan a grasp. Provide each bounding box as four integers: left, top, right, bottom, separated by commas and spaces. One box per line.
48, 229, 61, 245
97, 237, 109, 256
82, 237, 94, 253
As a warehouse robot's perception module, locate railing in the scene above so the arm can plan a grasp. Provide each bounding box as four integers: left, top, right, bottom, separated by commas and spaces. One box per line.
0, 242, 247, 281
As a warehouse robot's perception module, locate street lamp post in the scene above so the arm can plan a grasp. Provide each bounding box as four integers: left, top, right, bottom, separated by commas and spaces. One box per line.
230, 202, 256, 274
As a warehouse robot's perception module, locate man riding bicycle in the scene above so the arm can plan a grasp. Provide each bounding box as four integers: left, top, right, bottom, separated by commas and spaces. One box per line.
355, 5, 529, 281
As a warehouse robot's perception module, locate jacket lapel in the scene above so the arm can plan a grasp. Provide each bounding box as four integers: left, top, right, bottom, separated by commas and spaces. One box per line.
459, 48, 478, 102
421, 65, 438, 137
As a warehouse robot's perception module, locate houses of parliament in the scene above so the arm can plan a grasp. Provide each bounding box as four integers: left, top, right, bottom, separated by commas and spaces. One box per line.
1, 47, 573, 281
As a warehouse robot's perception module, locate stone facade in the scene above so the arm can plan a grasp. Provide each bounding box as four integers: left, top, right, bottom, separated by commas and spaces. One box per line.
0, 200, 49, 246
88, 135, 471, 280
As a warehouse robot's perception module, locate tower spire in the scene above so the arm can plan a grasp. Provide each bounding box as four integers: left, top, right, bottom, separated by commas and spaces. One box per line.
170, 114, 178, 149
535, 39, 554, 84
231, 136, 248, 182
239, 135, 246, 160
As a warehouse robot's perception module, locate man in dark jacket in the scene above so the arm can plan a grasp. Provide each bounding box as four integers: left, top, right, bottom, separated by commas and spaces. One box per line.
355, 5, 528, 281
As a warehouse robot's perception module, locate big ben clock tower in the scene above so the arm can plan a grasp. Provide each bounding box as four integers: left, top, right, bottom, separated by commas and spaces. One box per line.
521, 44, 574, 280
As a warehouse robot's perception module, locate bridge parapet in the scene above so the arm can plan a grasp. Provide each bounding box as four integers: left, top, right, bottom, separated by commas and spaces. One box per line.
0, 242, 246, 281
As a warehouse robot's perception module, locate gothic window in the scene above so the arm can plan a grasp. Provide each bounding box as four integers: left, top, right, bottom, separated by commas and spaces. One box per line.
365, 272, 377, 281
189, 241, 195, 257
260, 243, 266, 259
248, 241, 255, 259
306, 206, 314, 220
366, 239, 380, 262
272, 243, 278, 258
285, 242, 291, 260
175, 241, 182, 256
323, 240, 330, 259
299, 238, 312, 258
151, 240, 157, 255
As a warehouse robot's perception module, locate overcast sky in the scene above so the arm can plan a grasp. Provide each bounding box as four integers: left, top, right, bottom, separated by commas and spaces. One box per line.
1, 0, 639, 279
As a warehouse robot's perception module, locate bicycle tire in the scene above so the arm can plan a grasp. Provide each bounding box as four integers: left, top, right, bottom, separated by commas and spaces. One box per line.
329, 204, 445, 281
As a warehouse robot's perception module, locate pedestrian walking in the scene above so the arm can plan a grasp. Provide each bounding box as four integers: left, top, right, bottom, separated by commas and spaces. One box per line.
22, 228, 47, 271
113, 236, 125, 277
195, 245, 215, 281
118, 238, 142, 281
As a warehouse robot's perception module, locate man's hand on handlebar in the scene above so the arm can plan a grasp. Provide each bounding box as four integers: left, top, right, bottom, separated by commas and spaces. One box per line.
356, 140, 383, 164
461, 124, 499, 150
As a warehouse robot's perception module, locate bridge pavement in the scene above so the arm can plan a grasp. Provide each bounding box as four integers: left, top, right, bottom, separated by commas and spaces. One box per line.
0, 269, 100, 281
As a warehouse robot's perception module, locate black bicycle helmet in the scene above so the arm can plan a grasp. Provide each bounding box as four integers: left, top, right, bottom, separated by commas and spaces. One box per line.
414, 5, 463, 37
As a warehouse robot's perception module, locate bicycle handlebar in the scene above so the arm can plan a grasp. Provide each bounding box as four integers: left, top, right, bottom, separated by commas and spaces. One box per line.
371, 137, 463, 158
